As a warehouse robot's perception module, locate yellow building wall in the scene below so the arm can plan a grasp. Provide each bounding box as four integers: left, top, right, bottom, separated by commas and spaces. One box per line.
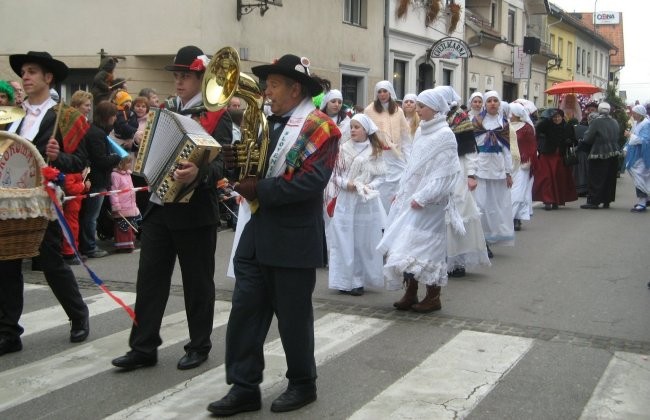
546, 19, 577, 105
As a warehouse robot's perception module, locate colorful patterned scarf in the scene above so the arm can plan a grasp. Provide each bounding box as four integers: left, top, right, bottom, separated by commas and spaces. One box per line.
472, 110, 510, 152
283, 109, 340, 180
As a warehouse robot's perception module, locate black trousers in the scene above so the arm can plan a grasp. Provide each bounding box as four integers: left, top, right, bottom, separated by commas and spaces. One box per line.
587, 157, 619, 205
225, 250, 317, 391
128, 206, 217, 356
0, 221, 88, 338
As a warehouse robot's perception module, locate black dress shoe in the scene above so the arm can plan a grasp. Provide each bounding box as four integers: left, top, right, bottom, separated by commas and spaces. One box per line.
111, 351, 157, 370
70, 317, 89, 343
177, 351, 208, 370
580, 203, 600, 209
207, 388, 261, 416
448, 266, 466, 278
349, 287, 364, 296
0, 335, 22, 356
543, 203, 552, 211
270, 385, 317, 413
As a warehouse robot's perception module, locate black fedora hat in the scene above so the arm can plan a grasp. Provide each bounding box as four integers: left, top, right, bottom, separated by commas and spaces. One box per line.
164, 45, 208, 72
10, 51, 69, 83
252, 54, 323, 97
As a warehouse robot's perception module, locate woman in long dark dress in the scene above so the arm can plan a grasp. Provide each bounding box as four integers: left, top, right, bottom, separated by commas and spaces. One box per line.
532, 109, 578, 210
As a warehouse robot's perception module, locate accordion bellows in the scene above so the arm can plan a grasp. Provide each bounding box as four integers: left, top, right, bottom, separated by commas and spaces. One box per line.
134, 109, 221, 203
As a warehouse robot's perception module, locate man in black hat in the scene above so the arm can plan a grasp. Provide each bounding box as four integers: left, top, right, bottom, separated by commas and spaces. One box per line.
207, 54, 341, 416
0, 51, 90, 356
111, 45, 227, 372
162, 45, 232, 144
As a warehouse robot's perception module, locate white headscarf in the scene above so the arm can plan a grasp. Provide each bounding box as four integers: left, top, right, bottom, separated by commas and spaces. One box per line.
514, 98, 537, 116
351, 113, 378, 135
320, 89, 343, 111
500, 101, 510, 119
509, 102, 534, 129
432, 86, 461, 107
468, 91, 484, 116
417, 89, 450, 115
374, 80, 397, 102
402, 93, 417, 103
632, 104, 647, 116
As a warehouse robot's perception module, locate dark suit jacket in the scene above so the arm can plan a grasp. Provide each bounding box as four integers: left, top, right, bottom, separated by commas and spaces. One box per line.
236, 113, 340, 269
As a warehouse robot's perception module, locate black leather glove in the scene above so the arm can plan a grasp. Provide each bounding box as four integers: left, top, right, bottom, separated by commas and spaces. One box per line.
234, 176, 258, 201
221, 144, 237, 171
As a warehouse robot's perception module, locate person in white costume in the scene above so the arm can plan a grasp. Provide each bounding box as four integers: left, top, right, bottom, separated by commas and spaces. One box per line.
377, 89, 464, 313
327, 114, 386, 296
623, 104, 650, 212
320, 89, 351, 144
472, 91, 515, 253
509, 102, 537, 230
467, 91, 483, 119
364, 81, 409, 213
433, 86, 490, 278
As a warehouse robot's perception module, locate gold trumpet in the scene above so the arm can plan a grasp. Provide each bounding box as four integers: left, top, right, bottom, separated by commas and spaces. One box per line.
202, 46, 269, 181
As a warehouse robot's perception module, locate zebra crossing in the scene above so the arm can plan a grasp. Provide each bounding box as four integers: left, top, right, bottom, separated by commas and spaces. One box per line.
1, 287, 649, 419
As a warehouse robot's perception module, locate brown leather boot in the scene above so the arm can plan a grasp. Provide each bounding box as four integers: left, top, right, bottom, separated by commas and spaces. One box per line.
393, 278, 419, 310
411, 285, 441, 313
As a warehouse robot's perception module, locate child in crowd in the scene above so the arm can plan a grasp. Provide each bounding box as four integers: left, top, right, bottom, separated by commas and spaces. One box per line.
109, 156, 141, 252
326, 113, 386, 296
112, 90, 138, 151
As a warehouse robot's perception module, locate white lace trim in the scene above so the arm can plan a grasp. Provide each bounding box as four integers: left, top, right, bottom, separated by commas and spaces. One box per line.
0, 188, 55, 220
384, 253, 448, 290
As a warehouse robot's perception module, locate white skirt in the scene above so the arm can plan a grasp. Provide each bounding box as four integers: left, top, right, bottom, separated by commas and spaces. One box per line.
474, 178, 515, 246
511, 167, 534, 220
327, 192, 385, 291
446, 174, 491, 270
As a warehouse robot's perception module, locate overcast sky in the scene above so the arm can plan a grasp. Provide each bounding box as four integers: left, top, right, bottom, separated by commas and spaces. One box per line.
550, 0, 648, 104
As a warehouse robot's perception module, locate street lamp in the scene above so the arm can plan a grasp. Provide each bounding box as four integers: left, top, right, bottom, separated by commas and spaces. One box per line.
237, 0, 282, 21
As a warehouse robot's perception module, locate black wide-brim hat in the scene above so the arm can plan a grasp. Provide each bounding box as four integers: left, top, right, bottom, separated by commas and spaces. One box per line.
164, 45, 207, 72
10, 51, 69, 83
252, 54, 323, 97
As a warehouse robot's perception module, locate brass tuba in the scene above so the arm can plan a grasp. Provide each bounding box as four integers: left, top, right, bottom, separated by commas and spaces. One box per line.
202, 46, 269, 180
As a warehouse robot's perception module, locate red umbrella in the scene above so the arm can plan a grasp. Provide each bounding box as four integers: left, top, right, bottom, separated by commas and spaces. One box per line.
545, 81, 602, 95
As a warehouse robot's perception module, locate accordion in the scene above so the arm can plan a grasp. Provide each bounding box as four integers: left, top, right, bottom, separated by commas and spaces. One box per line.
134, 108, 221, 203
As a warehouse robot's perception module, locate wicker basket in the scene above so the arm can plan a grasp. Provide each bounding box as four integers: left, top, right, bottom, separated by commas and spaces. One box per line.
0, 131, 54, 260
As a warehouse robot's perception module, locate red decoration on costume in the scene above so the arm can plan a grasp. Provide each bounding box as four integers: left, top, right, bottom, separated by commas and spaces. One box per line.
199, 109, 226, 135
42, 166, 61, 182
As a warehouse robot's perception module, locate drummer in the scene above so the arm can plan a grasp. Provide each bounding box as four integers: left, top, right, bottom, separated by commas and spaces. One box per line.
0, 51, 90, 357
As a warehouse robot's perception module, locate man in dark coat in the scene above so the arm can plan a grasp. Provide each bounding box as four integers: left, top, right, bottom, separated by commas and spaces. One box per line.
207, 54, 341, 416
111, 45, 227, 372
0, 51, 90, 356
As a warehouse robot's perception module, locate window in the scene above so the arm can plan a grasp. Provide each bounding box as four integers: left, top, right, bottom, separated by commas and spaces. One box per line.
600, 52, 604, 76
442, 69, 453, 86
344, 0, 365, 26
587, 52, 591, 74
577, 46, 581, 71
595, 53, 599, 77
550, 34, 555, 53
392, 59, 407, 99
582, 50, 587, 74
491, 2, 498, 29
557, 37, 563, 66
342, 75, 363, 109
507, 10, 516, 42
567, 42, 573, 70
417, 62, 434, 92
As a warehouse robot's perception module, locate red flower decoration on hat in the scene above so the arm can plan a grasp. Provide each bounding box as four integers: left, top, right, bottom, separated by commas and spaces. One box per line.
189, 55, 209, 71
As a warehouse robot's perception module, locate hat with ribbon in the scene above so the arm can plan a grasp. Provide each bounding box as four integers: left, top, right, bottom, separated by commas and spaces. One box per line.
164, 45, 210, 72
10, 51, 69, 83
252, 54, 323, 97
